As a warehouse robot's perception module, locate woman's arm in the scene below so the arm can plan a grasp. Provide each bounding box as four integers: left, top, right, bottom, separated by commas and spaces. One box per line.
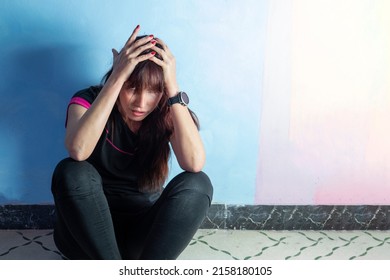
169, 103, 206, 172
65, 78, 124, 161
65, 25, 156, 161
149, 39, 206, 172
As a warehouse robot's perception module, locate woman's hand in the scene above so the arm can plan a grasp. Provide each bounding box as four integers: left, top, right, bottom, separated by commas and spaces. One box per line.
110, 25, 157, 84
149, 38, 179, 97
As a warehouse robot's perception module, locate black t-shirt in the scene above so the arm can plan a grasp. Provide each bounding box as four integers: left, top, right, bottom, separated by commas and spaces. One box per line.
67, 86, 141, 193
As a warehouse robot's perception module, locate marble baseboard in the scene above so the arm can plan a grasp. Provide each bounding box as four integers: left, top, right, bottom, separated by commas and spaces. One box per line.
1, 204, 389, 230
0, 205, 56, 230
203, 205, 390, 230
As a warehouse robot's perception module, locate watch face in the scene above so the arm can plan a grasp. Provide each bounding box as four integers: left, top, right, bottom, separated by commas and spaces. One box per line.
180, 92, 189, 105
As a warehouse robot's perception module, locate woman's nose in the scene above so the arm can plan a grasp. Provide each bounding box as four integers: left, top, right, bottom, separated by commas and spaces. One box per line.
134, 92, 147, 107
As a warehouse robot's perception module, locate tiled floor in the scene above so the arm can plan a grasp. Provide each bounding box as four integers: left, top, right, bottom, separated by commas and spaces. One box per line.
0, 229, 390, 260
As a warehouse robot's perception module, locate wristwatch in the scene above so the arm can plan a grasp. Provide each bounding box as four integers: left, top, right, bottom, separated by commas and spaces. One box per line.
167, 91, 189, 107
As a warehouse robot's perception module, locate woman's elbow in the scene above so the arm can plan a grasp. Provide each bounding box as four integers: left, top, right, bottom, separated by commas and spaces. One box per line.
68, 151, 89, 161
187, 165, 204, 173
65, 141, 90, 161
180, 155, 206, 173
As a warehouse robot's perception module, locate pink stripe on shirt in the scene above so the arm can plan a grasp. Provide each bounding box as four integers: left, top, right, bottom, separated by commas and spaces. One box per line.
65, 97, 91, 127
69, 97, 91, 109
104, 128, 134, 156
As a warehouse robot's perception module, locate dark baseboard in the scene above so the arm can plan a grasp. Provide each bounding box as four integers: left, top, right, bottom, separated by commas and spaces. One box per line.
1, 204, 389, 230
0, 205, 56, 230
203, 205, 390, 230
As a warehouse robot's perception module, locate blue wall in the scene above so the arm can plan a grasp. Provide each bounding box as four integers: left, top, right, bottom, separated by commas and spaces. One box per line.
0, 0, 268, 204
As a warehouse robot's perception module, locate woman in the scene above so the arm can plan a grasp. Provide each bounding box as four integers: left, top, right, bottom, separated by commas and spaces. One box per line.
51, 25, 213, 260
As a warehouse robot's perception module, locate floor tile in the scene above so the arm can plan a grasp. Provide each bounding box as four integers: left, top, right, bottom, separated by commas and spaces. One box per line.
0, 230, 64, 260
1, 229, 390, 260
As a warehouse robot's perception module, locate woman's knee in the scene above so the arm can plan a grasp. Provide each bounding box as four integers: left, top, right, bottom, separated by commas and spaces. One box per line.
167, 171, 213, 203
51, 158, 102, 197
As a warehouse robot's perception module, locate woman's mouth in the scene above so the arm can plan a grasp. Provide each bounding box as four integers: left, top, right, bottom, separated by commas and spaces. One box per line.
131, 110, 146, 117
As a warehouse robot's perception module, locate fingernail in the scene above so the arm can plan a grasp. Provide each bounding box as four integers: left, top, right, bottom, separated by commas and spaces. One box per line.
149, 34, 154, 38
150, 51, 156, 55
151, 40, 157, 45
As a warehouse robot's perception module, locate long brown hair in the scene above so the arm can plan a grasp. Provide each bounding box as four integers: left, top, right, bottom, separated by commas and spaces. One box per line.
102, 37, 199, 192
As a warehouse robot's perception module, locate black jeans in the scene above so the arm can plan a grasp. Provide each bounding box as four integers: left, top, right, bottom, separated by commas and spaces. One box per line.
51, 158, 213, 260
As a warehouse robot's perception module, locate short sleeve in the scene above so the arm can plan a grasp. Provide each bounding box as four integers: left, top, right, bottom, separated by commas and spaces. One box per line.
65, 86, 101, 127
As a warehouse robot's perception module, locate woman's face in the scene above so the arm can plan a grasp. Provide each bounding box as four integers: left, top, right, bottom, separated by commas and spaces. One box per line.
117, 82, 163, 126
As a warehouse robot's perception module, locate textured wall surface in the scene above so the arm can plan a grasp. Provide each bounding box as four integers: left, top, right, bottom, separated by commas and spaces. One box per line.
256, 0, 390, 204
0, 0, 267, 204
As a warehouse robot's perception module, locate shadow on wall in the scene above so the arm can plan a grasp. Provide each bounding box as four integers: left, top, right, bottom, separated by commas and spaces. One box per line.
0, 36, 96, 204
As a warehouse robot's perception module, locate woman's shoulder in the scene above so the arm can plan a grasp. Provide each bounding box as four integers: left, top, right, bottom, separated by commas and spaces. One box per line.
72, 85, 103, 103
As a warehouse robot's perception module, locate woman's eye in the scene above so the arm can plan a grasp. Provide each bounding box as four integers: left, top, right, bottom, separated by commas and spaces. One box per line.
125, 88, 136, 96
147, 90, 161, 95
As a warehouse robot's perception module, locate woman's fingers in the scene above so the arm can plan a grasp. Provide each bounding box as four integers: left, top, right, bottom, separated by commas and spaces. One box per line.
124, 36, 155, 57
123, 25, 154, 54
124, 25, 141, 48
154, 38, 167, 50
148, 55, 163, 66
150, 38, 177, 65
137, 51, 157, 63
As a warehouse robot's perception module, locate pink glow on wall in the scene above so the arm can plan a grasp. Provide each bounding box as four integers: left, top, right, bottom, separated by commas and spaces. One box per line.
255, 0, 390, 205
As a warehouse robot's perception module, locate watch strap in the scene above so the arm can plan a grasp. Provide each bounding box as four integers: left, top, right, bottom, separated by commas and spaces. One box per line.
167, 94, 181, 106
167, 91, 188, 106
